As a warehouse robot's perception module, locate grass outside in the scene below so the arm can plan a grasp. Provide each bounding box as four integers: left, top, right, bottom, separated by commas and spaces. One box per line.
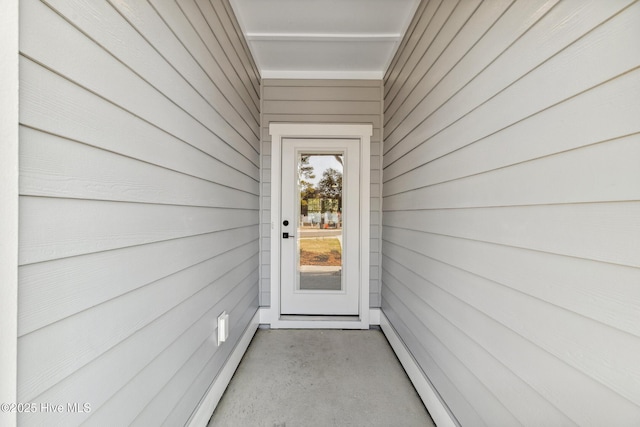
299, 238, 342, 266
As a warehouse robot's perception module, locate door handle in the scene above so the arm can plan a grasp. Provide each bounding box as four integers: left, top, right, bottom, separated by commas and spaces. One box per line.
282, 232, 295, 239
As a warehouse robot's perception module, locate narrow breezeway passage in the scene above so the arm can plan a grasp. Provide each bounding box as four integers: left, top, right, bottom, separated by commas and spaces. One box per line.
208, 329, 434, 427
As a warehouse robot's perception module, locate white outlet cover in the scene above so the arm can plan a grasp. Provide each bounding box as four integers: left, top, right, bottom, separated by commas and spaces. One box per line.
217, 311, 229, 345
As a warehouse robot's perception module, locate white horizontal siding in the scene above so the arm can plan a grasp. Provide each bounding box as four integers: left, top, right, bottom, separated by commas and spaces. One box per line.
21, 0, 258, 175
260, 79, 384, 307
17, 0, 260, 425
22, 258, 258, 426
384, 0, 639, 167
19, 227, 259, 336
77, 265, 259, 427
19, 58, 258, 195
20, 128, 257, 209
19, 197, 257, 265
382, 0, 640, 425
19, 249, 258, 404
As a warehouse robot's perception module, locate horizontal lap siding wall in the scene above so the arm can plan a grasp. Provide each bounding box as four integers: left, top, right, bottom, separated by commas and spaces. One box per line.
382, 0, 640, 425
261, 79, 383, 307
18, 0, 260, 425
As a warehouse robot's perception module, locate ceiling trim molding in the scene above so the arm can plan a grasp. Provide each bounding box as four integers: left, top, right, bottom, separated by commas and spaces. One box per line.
246, 33, 402, 42
381, 0, 421, 76
227, 0, 262, 79
261, 70, 384, 80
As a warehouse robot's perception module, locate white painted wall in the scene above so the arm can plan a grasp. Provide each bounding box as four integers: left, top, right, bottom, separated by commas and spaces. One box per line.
0, 1, 19, 426
17, 0, 260, 424
382, 0, 640, 425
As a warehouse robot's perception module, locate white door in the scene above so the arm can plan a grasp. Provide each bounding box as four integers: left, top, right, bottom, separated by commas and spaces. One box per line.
280, 138, 360, 315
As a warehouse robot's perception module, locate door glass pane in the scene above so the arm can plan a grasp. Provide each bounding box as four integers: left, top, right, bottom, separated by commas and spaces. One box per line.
297, 153, 343, 291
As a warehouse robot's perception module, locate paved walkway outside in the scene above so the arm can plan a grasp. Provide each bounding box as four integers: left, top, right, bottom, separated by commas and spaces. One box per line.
208, 329, 435, 427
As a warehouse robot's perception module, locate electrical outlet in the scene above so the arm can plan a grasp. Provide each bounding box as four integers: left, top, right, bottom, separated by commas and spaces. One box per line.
217, 311, 229, 345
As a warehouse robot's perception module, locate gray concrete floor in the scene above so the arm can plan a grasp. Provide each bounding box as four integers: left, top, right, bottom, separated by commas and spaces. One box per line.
208, 329, 435, 427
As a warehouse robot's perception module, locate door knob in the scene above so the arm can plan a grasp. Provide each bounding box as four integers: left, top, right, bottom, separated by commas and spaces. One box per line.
282, 232, 295, 239
283, 220, 289, 226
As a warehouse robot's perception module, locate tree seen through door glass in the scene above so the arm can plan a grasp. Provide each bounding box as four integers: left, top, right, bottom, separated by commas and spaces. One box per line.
297, 153, 343, 291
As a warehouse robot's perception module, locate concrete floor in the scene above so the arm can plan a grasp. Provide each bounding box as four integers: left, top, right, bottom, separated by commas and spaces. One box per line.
208, 329, 435, 427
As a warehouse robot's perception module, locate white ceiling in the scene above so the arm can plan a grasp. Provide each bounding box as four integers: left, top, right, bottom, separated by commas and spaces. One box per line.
229, 0, 420, 79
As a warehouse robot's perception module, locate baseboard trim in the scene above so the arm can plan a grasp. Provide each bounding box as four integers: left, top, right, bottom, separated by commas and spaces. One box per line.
188, 309, 260, 427
369, 307, 381, 325
380, 311, 457, 427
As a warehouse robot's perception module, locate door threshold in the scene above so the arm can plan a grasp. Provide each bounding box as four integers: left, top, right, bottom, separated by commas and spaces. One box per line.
260, 308, 375, 329
280, 314, 360, 322
262, 310, 369, 329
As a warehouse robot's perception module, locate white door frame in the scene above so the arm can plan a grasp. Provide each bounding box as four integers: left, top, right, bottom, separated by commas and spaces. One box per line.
267, 123, 372, 329
0, 1, 19, 426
